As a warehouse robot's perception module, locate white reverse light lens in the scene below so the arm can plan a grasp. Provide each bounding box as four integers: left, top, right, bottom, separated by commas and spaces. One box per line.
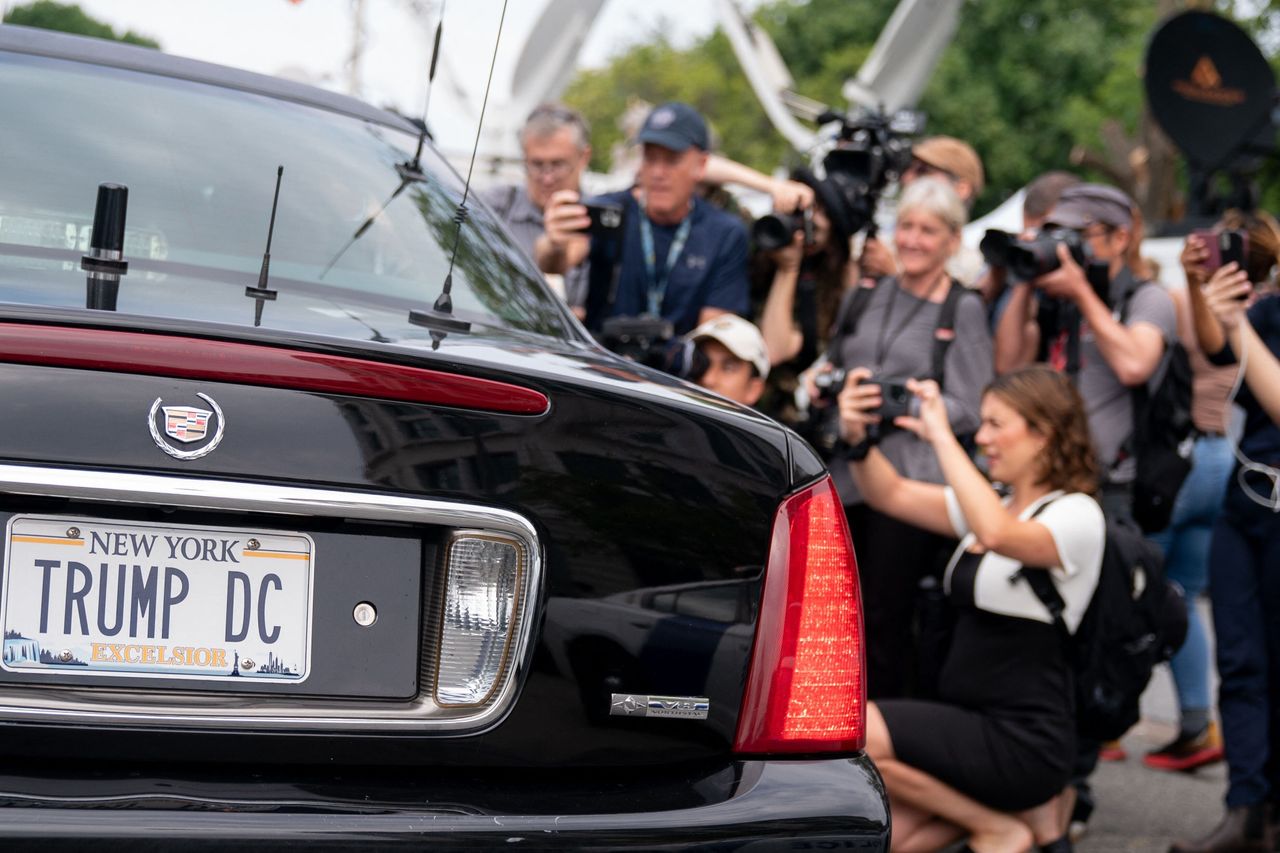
436, 536, 522, 706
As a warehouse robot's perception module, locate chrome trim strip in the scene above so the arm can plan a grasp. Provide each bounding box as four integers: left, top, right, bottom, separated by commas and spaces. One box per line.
0, 464, 541, 733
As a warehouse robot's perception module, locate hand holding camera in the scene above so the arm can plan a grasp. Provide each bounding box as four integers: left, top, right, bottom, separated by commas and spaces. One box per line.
895, 378, 952, 445
538, 189, 592, 274
834, 366, 879, 445
1031, 243, 1090, 302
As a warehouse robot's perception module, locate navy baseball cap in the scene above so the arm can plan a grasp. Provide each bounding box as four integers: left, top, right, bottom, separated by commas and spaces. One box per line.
635, 102, 709, 152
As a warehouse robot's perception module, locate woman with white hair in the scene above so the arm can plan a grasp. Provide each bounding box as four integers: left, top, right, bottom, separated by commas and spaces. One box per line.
815, 177, 994, 701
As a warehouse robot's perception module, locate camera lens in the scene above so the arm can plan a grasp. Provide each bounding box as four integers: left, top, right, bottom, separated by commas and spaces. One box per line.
752, 213, 803, 252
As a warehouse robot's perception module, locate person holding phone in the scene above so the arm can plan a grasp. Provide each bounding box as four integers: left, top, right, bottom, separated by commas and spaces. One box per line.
840, 365, 1103, 853
1173, 212, 1280, 853
538, 102, 750, 338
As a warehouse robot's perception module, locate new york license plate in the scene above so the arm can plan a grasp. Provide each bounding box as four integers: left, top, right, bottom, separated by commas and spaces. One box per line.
1, 515, 314, 684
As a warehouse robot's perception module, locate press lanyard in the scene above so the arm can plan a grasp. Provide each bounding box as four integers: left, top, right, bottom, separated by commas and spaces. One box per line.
872, 273, 947, 371
639, 208, 693, 318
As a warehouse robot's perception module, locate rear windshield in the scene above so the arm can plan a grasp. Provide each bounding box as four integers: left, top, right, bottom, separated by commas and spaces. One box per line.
0, 50, 575, 343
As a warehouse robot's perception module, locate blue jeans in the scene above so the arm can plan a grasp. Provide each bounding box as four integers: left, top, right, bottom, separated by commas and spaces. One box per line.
1151, 435, 1233, 716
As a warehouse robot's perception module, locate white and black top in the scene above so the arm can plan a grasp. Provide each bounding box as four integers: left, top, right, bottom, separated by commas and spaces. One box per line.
942, 488, 1104, 633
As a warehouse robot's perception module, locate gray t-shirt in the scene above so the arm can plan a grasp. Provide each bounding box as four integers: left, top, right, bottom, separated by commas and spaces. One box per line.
477, 184, 589, 308
1069, 269, 1177, 482
830, 278, 994, 505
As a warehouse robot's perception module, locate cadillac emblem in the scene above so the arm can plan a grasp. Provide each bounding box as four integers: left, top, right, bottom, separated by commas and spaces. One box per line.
148, 392, 225, 460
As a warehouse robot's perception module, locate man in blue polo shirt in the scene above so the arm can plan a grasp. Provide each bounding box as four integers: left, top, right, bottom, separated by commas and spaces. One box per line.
537, 102, 750, 341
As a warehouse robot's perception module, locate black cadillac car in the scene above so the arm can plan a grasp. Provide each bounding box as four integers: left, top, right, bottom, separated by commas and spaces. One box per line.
0, 24, 887, 850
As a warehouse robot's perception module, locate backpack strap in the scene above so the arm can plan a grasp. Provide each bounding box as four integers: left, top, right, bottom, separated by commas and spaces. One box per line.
824, 278, 880, 366
1015, 500, 1072, 637
930, 279, 975, 384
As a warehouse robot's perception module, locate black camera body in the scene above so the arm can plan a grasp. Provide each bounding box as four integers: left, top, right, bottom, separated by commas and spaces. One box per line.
813, 367, 849, 403
597, 315, 710, 380
598, 315, 674, 370
980, 227, 1088, 280
863, 379, 917, 422
581, 202, 625, 237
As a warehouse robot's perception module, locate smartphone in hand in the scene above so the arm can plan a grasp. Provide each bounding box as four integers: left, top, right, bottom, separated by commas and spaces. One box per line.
1191, 228, 1248, 274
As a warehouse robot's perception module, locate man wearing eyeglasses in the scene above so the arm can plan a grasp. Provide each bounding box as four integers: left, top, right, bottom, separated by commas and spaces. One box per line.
480, 103, 593, 316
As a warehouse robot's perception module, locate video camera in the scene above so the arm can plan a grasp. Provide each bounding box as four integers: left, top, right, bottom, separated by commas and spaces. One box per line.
753, 108, 924, 254
818, 107, 923, 236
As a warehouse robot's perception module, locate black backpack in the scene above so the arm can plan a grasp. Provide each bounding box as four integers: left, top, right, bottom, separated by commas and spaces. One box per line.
1056, 278, 1195, 534
1123, 290, 1196, 534
1020, 514, 1188, 742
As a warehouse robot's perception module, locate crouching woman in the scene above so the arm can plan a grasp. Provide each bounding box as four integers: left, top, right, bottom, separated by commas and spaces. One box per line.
837, 365, 1103, 853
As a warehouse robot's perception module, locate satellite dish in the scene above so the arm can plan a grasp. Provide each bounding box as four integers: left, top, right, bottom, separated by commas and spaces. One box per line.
1145, 11, 1275, 171
509, 0, 606, 109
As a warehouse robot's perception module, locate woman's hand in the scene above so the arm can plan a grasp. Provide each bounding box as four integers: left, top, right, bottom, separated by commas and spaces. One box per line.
895, 378, 953, 444
1181, 234, 1210, 289
836, 366, 880, 444
1202, 261, 1252, 331
771, 180, 814, 216
770, 230, 805, 273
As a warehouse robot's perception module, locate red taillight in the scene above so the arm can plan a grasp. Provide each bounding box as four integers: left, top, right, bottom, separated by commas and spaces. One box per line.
734, 475, 865, 754
0, 323, 549, 415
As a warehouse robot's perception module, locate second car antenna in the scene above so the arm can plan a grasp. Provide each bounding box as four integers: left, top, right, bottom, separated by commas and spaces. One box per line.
244, 166, 283, 327
409, 0, 511, 348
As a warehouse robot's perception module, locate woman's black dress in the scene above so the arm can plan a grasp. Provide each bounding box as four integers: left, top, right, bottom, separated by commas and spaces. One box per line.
877, 549, 1076, 812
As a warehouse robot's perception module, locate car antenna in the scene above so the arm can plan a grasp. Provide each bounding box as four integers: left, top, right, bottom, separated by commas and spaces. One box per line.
409, 0, 510, 350
244, 166, 283, 327
318, 2, 443, 281
81, 183, 129, 311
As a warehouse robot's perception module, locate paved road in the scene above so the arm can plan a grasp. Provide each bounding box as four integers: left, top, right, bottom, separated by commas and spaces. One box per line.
1078, 599, 1226, 853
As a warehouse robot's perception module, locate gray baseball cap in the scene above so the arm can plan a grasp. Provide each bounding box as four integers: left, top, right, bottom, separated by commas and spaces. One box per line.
1047, 183, 1134, 230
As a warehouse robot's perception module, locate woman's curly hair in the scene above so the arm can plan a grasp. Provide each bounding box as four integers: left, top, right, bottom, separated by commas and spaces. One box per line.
985, 366, 1099, 495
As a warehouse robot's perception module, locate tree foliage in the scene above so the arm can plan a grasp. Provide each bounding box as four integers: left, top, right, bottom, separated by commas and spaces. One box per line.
3, 1, 159, 49
564, 0, 1270, 220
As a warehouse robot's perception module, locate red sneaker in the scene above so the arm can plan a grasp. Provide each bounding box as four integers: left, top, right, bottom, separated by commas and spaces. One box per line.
1143, 722, 1224, 772
1098, 739, 1127, 762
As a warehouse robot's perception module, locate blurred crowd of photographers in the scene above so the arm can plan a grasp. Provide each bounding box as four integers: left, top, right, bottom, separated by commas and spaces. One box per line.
485, 96, 1280, 853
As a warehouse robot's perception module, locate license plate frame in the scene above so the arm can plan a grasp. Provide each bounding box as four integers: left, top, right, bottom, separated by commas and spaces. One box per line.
1, 514, 314, 685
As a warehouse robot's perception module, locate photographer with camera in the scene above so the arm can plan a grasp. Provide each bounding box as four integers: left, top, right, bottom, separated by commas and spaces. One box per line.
753, 168, 860, 426
992, 183, 1176, 523
480, 103, 595, 317
538, 102, 750, 363
681, 314, 770, 407
816, 177, 993, 700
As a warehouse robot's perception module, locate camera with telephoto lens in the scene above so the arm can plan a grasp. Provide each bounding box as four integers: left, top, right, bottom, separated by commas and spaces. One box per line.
979, 227, 1087, 281
753, 207, 815, 252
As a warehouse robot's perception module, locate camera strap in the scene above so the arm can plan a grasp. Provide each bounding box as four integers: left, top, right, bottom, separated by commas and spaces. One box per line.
639, 209, 693, 317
